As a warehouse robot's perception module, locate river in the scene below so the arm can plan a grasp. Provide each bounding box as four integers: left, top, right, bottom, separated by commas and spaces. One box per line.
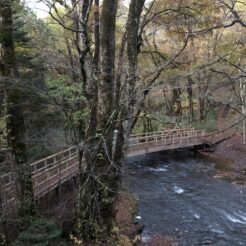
124, 150, 246, 246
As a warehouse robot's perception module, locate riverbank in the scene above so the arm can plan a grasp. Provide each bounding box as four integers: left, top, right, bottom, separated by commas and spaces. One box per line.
116, 192, 177, 246
200, 134, 246, 185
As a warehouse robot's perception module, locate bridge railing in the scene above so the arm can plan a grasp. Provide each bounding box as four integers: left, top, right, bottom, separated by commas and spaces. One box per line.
32, 147, 79, 198
203, 127, 235, 145
130, 128, 196, 140
1, 147, 79, 207
0, 172, 16, 207
2, 127, 233, 207
129, 129, 206, 152
30, 147, 78, 174
129, 129, 205, 143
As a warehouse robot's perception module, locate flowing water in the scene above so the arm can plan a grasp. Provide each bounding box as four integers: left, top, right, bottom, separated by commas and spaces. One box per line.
124, 150, 246, 246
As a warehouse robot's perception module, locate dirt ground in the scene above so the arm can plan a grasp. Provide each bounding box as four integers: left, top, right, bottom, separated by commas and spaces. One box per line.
207, 134, 246, 185
205, 105, 246, 184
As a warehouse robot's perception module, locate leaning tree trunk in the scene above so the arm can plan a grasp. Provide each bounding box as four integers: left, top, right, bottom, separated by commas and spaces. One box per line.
0, 0, 35, 229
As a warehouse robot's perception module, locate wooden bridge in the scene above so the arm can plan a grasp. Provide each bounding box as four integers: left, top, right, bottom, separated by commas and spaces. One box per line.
0, 128, 234, 208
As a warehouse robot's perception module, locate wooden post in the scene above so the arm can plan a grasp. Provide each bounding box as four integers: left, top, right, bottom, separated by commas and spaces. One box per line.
56, 156, 62, 203
240, 72, 246, 144
202, 130, 205, 142
0, 175, 3, 215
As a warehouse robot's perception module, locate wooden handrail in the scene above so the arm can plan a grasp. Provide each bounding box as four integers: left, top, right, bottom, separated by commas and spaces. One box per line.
129, 131, 204, 146
30, 147, 78, 173
1, 127, 235, 206
130, 128, 195, 138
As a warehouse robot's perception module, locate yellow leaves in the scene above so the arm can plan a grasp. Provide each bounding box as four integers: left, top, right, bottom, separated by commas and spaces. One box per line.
235, 0, 246, 13
0, 233, 7, 246
15, 46, 33, 55
70, 234, 83, 245
112, 225, 120, 234
132, 235, 142, 244
118, 235, 133, 246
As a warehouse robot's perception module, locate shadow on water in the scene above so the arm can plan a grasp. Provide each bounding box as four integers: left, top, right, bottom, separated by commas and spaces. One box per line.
124, 150, 246, 246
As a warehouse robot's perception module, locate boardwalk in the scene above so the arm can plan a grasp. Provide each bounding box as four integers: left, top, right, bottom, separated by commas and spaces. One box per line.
0, 128, 234, 208
128, 128, 205, 157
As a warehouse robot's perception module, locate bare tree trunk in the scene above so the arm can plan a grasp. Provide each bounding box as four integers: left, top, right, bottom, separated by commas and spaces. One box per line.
196, 83, 201, 121
114, 30, 127, 107
99, 0, 118, 147
197, 72, 208, 121
65, 38, 77, 82
240, 73, 246, 144
173, 87, 182, 116
76, 0, 119, 242
94, 0, 100, 68
187, 76, 194, 124
86, 0, 100, 139
76, 0, 149, 242
125, 0, 146, 133
0, 0, 35, 229
112, 1, 146, 178
163, 88, 172, 114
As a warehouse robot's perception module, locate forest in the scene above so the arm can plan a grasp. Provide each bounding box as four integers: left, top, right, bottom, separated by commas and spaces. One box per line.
0, 0, 246, 245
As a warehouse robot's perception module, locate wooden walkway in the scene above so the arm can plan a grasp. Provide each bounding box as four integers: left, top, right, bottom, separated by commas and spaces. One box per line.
0, 128, 234, 208
128, 128, 205, 157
